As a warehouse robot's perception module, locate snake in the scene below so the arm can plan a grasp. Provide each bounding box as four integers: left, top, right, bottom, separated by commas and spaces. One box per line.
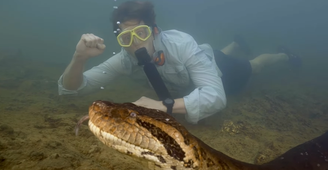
76, 100, 328, 170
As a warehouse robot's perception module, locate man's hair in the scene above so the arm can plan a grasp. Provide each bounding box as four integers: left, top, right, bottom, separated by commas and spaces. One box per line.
111, 1, 156, 37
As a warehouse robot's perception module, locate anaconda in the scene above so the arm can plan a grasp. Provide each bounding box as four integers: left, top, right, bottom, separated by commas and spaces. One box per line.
77, 100, 328, 170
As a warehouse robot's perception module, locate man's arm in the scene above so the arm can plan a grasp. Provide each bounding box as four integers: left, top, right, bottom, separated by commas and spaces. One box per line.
62, 52, 87, 90
59, 33, 106, 92
133, 97, 187, 114
171, 98, 187, 114
58, 52, 126, 96
58, 33, 131, 96
182, 46, 227, 124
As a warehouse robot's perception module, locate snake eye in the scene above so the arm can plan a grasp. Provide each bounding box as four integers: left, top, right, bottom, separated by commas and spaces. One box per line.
130, 112, 137, 118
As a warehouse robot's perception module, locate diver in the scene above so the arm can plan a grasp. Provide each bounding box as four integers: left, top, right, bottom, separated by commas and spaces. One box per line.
58, 1, 302, 124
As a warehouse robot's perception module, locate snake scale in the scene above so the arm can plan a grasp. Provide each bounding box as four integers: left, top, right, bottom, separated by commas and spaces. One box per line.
76, 100, 328, 170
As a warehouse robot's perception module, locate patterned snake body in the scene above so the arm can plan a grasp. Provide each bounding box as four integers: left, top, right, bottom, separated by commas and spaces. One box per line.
81, 100, 328, 170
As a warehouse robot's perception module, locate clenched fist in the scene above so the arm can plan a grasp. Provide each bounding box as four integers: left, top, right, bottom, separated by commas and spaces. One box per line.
75, 33, 106, 60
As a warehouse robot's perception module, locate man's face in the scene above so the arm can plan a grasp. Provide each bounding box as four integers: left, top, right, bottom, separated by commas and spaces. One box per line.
118, 20, 155, 58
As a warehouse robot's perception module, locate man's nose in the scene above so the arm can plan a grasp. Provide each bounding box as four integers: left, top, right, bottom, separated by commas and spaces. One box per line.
132, 36, 141, 44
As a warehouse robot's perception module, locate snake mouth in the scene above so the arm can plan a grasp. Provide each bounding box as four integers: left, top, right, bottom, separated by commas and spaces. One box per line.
87, 100, 201, 169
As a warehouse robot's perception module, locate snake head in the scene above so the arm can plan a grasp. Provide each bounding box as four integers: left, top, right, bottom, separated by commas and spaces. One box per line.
88, 100, 203, 169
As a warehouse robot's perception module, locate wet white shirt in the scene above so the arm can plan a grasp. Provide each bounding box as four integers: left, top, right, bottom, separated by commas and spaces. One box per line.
58, 29, 227, 124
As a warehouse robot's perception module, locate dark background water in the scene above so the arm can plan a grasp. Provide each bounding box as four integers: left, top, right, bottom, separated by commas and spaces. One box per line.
1, 0, 327, 69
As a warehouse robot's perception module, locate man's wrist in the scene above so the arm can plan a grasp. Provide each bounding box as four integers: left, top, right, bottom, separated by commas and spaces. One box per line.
159, 101, 167, 112
162, 98, 175, 114
73, 52, 88, 63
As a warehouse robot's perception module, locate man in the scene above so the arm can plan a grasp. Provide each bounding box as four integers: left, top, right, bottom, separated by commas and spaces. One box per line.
58, 1, 301, 124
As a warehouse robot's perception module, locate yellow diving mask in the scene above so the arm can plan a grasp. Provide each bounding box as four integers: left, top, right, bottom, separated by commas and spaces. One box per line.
117, 25, 152, 47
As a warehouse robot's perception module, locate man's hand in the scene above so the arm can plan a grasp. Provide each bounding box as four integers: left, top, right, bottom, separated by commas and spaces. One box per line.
132, 96, 166, 112
75, 33, 106, 61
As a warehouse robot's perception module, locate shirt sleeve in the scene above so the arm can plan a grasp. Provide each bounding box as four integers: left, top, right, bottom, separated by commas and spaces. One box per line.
57, 54, 126, 96
182, 43, 227, 124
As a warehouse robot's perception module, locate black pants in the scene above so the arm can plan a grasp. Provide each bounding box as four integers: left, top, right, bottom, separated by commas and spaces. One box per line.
214, 50, 252, 95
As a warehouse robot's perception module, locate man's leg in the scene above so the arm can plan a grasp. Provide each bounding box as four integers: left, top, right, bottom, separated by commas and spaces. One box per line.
221, 42, 240, 56
221, 35, 252, 57
221, 37, 300, 74
249, 45, 302, 74
216, 36, 301, 94
214, 49, 252, 95
249, 53, 289, 74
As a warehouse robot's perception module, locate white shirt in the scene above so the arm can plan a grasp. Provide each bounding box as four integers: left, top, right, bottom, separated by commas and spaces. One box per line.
58, 29, 227, 124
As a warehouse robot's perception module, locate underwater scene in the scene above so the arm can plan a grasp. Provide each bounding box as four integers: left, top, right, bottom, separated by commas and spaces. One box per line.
0, 0, 328, 169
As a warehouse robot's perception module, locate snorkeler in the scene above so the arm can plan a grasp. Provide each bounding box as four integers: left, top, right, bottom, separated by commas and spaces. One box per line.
58, 1, 301, 124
